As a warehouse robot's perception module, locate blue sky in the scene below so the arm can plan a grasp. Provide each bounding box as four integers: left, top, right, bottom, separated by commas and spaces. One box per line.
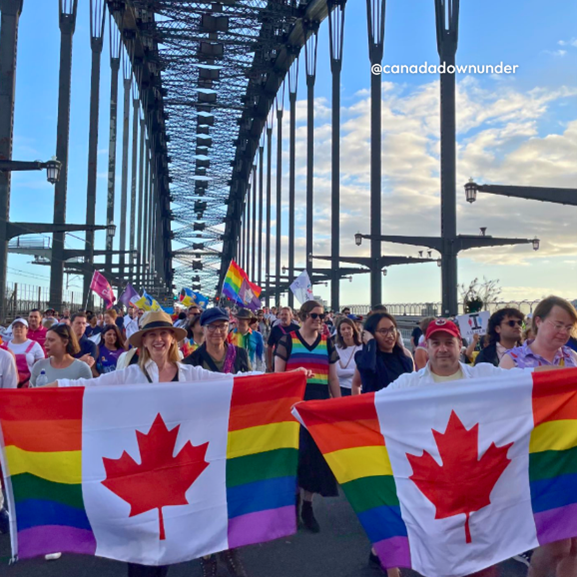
6, 0, 577, 306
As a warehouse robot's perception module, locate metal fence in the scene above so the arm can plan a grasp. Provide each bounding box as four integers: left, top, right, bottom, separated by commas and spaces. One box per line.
3, 283, 101, 323
347, 301, 542, 317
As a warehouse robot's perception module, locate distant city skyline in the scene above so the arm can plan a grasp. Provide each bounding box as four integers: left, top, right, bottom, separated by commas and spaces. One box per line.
6, 0, 577, 305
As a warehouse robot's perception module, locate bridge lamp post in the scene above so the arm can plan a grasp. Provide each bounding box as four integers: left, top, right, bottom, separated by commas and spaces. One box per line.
0, 158, 62, 184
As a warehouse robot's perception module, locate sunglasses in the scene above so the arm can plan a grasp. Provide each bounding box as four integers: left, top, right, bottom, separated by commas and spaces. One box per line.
504, 320, 523, 327
308, 313, 326, 320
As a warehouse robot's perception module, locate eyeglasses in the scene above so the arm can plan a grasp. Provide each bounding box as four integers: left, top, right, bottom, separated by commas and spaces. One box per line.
207, 324, 228, 333
308, 313, 326, 320
544, 319, 574, 335
375, 327, 396, 336
504, 320, 523, 327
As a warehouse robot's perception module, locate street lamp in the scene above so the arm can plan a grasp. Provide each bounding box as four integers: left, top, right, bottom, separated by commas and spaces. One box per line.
465, 178, 478, 203
45, 159, 62, 184
382, 269, 387, 277
354, 232, 363, 246
436, 258, 442, 267
532, 237, 540, 251
480, 227, 487, 237
107, 220, 116, 241
0, 157, 62, 184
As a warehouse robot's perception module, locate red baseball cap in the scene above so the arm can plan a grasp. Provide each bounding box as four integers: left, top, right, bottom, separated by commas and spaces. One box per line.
425, 318, 461, 340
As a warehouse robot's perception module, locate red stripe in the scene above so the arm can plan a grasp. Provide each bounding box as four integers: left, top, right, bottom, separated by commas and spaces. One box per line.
532, 367, 577, 426
228, 396, 302, 431
309, 418, 384, 453
230, 373, 306, 407
296, 393, 377, 426
0, 388, 84, 421
1, 419, 82, 452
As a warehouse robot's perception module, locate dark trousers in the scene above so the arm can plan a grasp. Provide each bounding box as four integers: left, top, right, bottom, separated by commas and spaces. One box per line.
127, 563, 169, 577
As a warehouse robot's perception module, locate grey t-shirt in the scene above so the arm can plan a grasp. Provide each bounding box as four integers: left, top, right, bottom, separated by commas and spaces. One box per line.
30, 358, 93, 386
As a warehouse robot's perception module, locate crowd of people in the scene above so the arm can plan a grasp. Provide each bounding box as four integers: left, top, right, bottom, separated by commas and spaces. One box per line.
0, 294, 576, 577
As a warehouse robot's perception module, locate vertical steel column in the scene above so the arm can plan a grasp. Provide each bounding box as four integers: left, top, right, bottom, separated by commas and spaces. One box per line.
105, 18, 120, 276
265, 114, 273, 307
0, 0, 23, 323
304, 28, 318, 280
83, 0, 106, 308
275, 86, 285, 306
49, 0, 78, 312
287, 58, 299, 307
251, 164, 257, 280
328, 2, 346, 312
366, 0, 386, 308
245, 182, 251, 274
119, 52, 131, 282
142, 144, 150, 288
129, 92, 139, 285
435, 0, 460, 316
136, 116, 145, 289
257, 142, 264, 288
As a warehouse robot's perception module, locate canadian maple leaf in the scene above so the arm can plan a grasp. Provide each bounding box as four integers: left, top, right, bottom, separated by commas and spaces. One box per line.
406, 410, 513, 544
101, 413, 209, 540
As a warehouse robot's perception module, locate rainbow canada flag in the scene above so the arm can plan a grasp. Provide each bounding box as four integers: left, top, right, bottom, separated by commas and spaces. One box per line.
0, 373, 305, 565
293, 368, 577, 577
222, 260, 261, 308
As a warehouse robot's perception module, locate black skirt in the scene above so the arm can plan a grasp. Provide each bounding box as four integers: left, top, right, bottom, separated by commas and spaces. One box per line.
297, 384, 338, 497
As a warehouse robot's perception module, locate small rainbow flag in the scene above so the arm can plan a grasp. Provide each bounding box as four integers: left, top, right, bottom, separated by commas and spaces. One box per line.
294, 368, 577, 577
222, 260, 261, 305
0, 373, 306, 565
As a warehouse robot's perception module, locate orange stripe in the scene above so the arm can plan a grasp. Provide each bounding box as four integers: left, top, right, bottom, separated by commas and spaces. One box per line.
228, 396, 302, 431
309, 418, 384, 454
532, 368, 577, 426
1, 419, 82, 452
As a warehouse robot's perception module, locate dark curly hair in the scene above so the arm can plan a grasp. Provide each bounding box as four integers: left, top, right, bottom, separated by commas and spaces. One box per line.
486, 307, 524, 345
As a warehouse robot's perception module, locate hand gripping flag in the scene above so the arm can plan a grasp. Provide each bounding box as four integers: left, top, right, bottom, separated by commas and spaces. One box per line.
293, 367, 577, 577
0, 372, 306, 565
222, 260, 261, 310
89, 271, 116, 308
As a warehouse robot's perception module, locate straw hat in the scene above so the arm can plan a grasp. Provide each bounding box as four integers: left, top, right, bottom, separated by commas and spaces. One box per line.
128, 310, 187, 348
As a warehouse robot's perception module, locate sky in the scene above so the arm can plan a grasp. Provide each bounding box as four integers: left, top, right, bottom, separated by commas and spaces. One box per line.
5, 0, 577, 307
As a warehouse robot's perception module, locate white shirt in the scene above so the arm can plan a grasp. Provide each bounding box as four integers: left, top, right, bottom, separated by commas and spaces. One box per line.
57, 359, 260, 387
335, 344, 360, 390
0, 348, 18, 389
124, 316, 140, 339
386, 361, 526, 391
7, 339, 45, 371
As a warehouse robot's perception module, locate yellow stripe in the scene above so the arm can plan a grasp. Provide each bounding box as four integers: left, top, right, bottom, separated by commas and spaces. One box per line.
530, 420, 577, 454
325, 445, 392, 484
227, 422, 299, 459
5, 446, 81, 485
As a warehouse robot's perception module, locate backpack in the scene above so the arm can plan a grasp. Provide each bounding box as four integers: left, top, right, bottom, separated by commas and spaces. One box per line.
14, 341, 35, 388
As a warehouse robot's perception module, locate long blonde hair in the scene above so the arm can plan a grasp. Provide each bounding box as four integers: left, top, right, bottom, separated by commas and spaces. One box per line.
138, 332, 181, 369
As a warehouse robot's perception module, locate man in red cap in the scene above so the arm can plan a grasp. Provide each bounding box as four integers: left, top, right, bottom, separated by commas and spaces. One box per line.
387, 318, 515, 390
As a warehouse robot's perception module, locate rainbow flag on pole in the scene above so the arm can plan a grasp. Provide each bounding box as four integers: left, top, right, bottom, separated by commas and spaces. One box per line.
293, 368, 577, 577
0, 373, 305, 564
222, 260, 261, 308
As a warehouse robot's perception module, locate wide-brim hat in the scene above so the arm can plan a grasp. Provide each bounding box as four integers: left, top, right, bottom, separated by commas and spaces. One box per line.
234, 307, 256, 321
128, 310, 187, 348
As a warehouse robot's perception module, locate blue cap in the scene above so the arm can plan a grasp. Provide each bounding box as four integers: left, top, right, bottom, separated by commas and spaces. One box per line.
347, 314, 360, 321
200, 307, 230, 327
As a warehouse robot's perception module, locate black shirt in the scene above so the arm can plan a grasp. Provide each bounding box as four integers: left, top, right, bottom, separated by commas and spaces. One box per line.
411, 326, 422, 345
267, 322, 300, 350
74, 334, 98, 361
377, 350, 408, 384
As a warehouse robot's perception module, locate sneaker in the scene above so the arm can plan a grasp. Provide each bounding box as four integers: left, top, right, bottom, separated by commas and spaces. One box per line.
300, 500, 320, 533
512, 551, 533, 567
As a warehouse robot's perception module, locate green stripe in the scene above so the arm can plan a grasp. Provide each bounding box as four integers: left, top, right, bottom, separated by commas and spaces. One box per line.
342, 475, 399, 513
529, 446, 577, 482
12, 473, 84, 510
226, 448, 298, 488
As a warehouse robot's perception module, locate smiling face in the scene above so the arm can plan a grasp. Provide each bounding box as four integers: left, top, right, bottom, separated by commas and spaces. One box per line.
142, 329, 175, 360
339, 322, 354, 344
426, 332, 461, 374
373, 317, 397, 353
303, 306, 324, 332
236, 318, 250, 334
205, 321, 229, 347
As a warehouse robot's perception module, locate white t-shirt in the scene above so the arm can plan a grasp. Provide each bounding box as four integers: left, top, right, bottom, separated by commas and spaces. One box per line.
0, 348, 18, 389
7, 339, 45, 371
335, 344, 360, 390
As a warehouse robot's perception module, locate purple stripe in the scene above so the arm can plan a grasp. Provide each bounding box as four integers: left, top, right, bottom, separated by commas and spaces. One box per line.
534, 503, 577, 545
373, 536, 411, 569
18, 526, 97, 559
228, 505, 296, 549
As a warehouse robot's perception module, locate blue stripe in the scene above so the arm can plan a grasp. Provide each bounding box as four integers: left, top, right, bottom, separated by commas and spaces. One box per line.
358, 505, 408, 543
530, 473, 577, 513
227, 476, 296, 518
16, 499, 92, 531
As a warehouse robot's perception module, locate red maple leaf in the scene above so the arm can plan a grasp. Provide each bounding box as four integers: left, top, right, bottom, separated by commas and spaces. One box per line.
406, 411, 512, 544
102, 413, 209, 540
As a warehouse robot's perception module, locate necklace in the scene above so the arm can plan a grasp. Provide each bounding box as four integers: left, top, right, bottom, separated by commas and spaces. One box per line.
338, 345, 358, 369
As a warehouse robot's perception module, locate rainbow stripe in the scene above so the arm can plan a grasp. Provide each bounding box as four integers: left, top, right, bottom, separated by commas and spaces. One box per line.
529, 369, 577, 545
222, 260, 261, 302
295, 394, 410, 569
286, 332, 329, 386
225, 373, 303, 548
0, 388, 96, 559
